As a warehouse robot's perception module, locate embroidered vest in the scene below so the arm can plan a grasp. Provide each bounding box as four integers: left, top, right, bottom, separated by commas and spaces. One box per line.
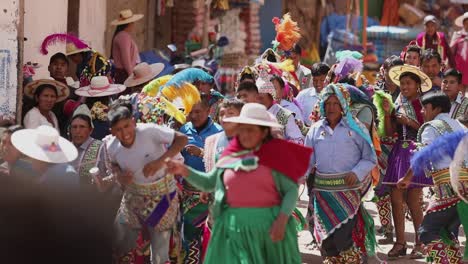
417, 119, 454, 142
451, 97, 468, 120
78, 139, 102, 186
275, 107, 293, 132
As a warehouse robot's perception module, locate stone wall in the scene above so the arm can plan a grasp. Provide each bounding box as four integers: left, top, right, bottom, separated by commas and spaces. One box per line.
1, 0, 21, 117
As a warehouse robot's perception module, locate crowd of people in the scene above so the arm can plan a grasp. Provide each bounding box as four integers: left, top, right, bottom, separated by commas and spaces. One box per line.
0, 9, 467, 264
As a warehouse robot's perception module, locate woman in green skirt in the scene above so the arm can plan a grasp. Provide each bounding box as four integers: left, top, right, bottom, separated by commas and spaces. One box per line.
166, 103, 313, 264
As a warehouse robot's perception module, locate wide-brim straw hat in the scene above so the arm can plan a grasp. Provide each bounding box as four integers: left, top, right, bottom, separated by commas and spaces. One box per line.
11, 125, 78, 163
75, 76, 126, 97
455, 12, 468, 28
24, 79, 70, 102
388, 65, 432, 93
124, 62, 164, 88
223, 103, 282, 128
111, 9, 144, 26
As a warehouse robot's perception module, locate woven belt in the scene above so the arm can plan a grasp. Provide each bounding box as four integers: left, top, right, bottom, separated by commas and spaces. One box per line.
314, 172, 361, 191
432, 167, 468, 186
126, 173, 176, 196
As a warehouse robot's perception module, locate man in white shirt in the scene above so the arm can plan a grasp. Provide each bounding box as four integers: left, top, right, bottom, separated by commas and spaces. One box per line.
290, 44, 313, 90
296, 62, 330, 126
106, 104, 187, 264
441, 69, 467, 121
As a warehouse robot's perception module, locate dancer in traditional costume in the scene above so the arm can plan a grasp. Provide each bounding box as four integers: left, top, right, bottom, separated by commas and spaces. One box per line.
399, 114, 466, 264
256, 69, 304, 144
106, 104, 187, 264
382, 65, 433, 259
398, 93, 468, 263
180, 96, 223, 264
305, 83, 377, 263
166, 103, 312, 264
40, 33, 112, 87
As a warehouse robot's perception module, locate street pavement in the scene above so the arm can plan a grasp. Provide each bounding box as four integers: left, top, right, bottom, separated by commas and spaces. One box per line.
297, 187, 466, 264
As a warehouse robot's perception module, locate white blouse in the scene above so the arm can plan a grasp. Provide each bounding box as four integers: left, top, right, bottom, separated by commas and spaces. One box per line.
23, 107, 59, 131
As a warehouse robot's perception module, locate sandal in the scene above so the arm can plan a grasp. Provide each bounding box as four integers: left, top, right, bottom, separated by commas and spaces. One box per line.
387, 242, 407, 259
410, 244, 424, 259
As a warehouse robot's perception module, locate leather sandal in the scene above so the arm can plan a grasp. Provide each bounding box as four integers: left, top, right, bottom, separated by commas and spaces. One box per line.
387, 242, 407, 259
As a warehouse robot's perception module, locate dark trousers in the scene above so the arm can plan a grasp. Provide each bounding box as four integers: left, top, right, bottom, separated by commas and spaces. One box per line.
419, 206, 461, 244
321, 216, 357, 257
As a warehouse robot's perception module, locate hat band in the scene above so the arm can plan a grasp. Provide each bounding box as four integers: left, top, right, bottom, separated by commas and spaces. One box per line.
41, 142, 62, 153
119, 14, 131, 20
90, 84, 110, 91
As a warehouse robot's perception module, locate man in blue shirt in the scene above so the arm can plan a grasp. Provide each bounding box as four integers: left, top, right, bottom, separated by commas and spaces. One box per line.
304, 83, 377, 263
179, 95, 223, 263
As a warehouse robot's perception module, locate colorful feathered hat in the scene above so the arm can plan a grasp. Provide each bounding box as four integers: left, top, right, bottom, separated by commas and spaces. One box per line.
40, 33, 91, 56
160, 68, 210, 115
271, 13, 301, 52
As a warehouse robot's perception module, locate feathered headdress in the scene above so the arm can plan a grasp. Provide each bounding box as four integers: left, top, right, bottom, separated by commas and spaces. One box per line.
373, 90, 394, 136
163, 68, 213, 88
142, 75, 172, 97
160, 82, 200, 115
271, 13, 301, 52
40, 33, 89, 55
411, 130, 467, 181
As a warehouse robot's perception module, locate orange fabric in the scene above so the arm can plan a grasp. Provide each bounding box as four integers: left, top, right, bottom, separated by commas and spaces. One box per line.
371, 126, 381, 186
380, 0, 399, 26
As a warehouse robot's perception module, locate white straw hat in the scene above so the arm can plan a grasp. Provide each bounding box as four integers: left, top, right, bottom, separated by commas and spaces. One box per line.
455, 12, 468, 28
223, 103, 282, 128
75, 76, 126, 97
11, 125, 78, 163
124, 62, 164, 88
111, 9, 144, 26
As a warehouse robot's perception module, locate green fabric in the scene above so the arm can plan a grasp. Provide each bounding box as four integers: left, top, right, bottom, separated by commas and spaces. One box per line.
183, 200, 209, 241
187, 167, 299, 219
361, 206, 378, 257
457, 202, 468, 261
204, 206, 300, 264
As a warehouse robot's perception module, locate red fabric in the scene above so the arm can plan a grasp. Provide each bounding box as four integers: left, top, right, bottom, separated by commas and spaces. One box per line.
220, 137, 313, 183
410, 99, 424, 125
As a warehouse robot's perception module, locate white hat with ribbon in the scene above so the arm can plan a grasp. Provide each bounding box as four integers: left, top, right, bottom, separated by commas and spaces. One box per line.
11, 125, 78, 163
75, 76, 126, 97
223, 103, 282, 128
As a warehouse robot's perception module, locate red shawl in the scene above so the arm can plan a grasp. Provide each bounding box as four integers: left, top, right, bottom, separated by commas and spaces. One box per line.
220, 137, 313, 183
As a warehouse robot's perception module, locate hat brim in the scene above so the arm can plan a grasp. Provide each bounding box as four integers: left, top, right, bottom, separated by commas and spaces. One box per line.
455, 15, 468, 28
124, 63, 165, 87
388, 65, 432, 93
11, 129, 78, 163
24, 79, 70, 102
223, 116, 283, 128
66, 48, 91, 56
75, 84, 126, 97
111, 14, 144, 26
